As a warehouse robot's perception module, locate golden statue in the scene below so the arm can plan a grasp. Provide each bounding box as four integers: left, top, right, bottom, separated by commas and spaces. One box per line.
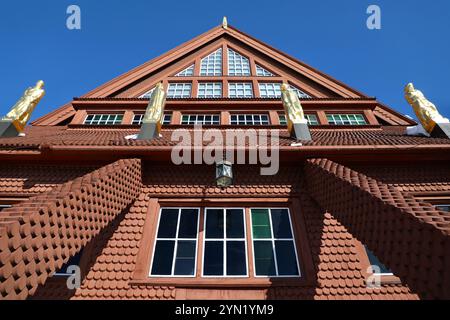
142, 82, 167, 134
281, 83, 306, 134
405, 83, 449, 134
2, 80, 45, 132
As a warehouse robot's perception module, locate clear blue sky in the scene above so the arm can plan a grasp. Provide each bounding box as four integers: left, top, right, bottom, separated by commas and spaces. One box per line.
1, 0, 449, 122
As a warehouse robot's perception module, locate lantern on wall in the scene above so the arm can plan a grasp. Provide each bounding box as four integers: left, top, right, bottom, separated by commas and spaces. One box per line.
216, 161, 233, 187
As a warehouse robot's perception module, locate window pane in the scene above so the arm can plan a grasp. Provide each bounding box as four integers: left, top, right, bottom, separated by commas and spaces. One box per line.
254, 241, 276, 276
252, 209, 271, 238
226, 209, 245, 238
151, 240, 175, 275
206, 209, 224, 239
174, 240, 196, 276
270, 209, 292, 238
365, 246, 391, 274
275, 241, 299, 276
157, 209, 179, 238
226, 241, 246, 276
178, 209, 198, 238
436, 205, 450, 212
203, 241, 224, 275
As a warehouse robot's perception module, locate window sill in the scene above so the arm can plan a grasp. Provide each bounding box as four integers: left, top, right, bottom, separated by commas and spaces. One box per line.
129, 277, 309, 288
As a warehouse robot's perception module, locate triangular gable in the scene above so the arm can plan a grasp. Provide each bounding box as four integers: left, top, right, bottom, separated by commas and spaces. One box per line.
78, 24, 366, 99
33, 22, 415, 126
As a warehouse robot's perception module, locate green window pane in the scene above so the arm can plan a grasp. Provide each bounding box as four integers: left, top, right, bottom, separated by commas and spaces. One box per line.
254, 241, 276, 276
252, 209, 271, 239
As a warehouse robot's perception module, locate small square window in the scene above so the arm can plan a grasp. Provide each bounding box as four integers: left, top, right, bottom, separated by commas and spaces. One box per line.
259, 83, 282, 98
198, 83, 222, 98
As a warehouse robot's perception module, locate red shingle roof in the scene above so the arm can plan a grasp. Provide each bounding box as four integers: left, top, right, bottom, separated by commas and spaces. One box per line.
0, 126, 449, 151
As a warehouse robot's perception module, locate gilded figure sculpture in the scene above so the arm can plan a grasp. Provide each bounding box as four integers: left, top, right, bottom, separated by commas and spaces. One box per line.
142, 82, 167, 135
404, 83, 449, 134
2, 80, 45, 132
281, 83, 306, 134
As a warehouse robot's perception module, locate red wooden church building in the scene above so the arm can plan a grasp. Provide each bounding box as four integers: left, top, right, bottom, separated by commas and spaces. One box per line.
1, 20, 449, 300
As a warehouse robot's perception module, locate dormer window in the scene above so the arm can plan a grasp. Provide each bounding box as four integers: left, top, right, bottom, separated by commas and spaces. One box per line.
279, 114, 319, 126
132, 113, 172, 125
84, 114, 123, 125
326, 114, 367, 126
228, 49, 251, 76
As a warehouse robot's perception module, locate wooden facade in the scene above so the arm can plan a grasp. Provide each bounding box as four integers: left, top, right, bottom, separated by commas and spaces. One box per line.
1, 22, 449, 300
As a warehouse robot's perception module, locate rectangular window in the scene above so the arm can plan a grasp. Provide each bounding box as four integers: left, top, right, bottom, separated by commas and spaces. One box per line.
230, 114, 270, 126
228, 83, 253, 98
132, 114, 171, 125
181, 114, 220, 125
167, 83, 192, 98
251, 208, 300, 277
279, 114, 319, 126
326, 114, 367, 126
259, 83, 282, 98
150, 208, 200, 277
84, 114, 123, 125
198, 83, 222, 98
203, 208, 248, 277
436, 204, 450, 212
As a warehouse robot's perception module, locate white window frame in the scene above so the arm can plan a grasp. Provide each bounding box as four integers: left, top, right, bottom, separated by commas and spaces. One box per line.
306, 114, 319, 126
250, 207, 301, 278
197, 82, 222, 98
327, 114, 367, 126
227, 48, 251, 76
228, 82, 254, 98
255, 65, 275, 77
132, 114, 171, 125
202, 208, 249, 278
279, 114, 318, 126
167, 83, 192, 98
230, 114, 270, 126
258, 83, 282, 98
289, 85, 311, 99
200, 48, 222, 76
149, 208, 200, 278
83, 114, 123, 125
175, 65, 195, 77
181, 114, 220, 125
